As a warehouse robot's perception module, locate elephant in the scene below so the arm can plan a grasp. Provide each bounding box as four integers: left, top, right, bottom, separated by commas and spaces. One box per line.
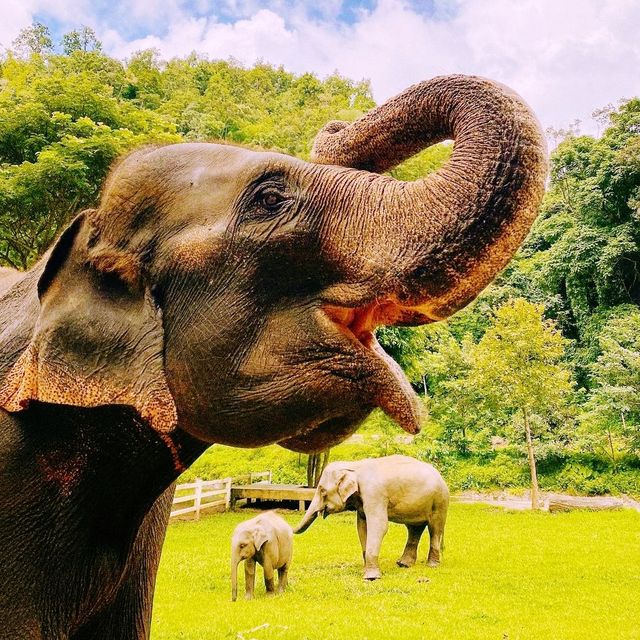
230, 511, 293, 601
0, 74, 546, 637
294, 455, 450, 580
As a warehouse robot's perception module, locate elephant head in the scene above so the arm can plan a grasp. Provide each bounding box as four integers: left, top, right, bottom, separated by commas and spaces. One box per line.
294, 463, 359, 533
230, 521, 269, 601
0, 75, 546, 457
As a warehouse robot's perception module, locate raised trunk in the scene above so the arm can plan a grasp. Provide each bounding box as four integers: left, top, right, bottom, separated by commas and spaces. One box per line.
523, 407, 539, 510
314, 75, 547, 319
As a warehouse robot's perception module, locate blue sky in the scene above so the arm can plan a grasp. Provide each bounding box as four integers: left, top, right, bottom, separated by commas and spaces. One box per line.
3, 0, 640, 136
33, 1, 453, 43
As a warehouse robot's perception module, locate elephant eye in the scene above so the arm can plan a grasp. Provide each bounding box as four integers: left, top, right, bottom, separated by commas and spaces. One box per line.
257, 188, 286, 211
240, 173, 294, 223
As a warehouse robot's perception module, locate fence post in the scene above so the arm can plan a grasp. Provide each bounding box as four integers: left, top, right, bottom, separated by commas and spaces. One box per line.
224, 477, 232, 511
194, 477, 202, 520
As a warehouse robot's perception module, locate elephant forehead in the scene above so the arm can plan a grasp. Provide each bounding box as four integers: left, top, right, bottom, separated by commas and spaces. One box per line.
94, 143, 306, 243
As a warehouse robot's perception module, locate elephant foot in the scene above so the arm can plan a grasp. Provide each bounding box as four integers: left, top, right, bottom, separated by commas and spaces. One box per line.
363, 568, 381, 580
244, 593, 254, 600
396, 558, 416, 568
427, 559, 440, 568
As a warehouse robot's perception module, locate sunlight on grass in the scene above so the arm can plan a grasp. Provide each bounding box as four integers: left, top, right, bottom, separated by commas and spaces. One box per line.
152, 504, 640, 640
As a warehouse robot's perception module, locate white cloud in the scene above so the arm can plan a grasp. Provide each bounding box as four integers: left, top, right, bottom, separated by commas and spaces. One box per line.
2, 0, 640, 136
0, 0, 37, 52
0, 0, 94, 51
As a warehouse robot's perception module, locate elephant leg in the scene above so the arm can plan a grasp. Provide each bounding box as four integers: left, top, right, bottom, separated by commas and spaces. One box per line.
356, 512, 367, 561
362, 508, 388, 580
397, 523, 426, 568
262, 557, 276, 596
277, 565, 289, 594
244, 559, 256, 600
427, 516, 445, 567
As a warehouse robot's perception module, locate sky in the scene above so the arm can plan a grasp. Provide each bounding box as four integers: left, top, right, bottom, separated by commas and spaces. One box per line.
1, 0, 639, 137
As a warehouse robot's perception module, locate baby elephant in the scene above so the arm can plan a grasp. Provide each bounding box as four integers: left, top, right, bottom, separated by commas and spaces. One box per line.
230, 511, 293, 601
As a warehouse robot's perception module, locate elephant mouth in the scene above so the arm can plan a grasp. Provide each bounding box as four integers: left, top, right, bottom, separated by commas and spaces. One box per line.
323, 302, 426, 435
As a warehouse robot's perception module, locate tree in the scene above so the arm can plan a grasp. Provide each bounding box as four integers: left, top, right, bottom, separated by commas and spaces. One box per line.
61, 27, 102, 55
504, 98, 640, 386
377, 325, 433, 391
423, 332, 483, 455
125, 49, 164, 108
471, 300, 573, 508
582, 310, 640, 460
389, 144, 451, 181
306, 452, 330, 487
0, 120, 177, 268
0, 52, 180, 269
12, 22, 53, 57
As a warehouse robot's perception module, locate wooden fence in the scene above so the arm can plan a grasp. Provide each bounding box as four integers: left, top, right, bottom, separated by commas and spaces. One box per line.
231, 471, 272, 486
170, 471, 272, 519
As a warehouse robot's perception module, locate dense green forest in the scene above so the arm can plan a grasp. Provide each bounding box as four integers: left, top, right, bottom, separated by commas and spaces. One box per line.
1, 24, 638, 495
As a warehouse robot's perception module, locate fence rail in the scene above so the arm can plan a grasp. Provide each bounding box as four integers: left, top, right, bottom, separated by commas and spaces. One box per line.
170, 471, 272, 519
231, 471, 272, 486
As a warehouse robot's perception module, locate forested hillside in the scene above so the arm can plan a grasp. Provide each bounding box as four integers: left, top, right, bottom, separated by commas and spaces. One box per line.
1, 24, 638, 495
376, 95, 640, 495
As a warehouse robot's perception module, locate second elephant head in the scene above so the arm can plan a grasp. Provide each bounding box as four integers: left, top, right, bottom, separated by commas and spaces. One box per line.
294, 464, 359, 532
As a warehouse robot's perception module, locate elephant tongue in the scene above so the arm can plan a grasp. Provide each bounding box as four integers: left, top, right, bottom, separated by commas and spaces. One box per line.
363, 332, 422, 435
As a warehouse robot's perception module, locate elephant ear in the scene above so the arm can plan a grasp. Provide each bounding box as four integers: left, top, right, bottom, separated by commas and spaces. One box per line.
0, 211, 177, 434
253, 527, 269, 551
337, 470, 358, 502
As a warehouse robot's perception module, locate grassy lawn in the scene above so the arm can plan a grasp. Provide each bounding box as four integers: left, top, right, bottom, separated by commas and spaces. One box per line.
152, 504, 640, 640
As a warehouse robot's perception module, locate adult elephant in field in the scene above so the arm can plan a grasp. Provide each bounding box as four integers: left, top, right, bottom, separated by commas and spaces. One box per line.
294, 456, 449, 579
0, 75, 546, 638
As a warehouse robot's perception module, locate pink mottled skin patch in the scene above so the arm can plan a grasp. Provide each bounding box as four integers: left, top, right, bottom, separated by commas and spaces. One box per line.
36, 449, 89, 497
159, 433, 188, 474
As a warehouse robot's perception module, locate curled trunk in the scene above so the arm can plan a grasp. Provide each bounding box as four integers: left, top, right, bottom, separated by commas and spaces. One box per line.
314, 75, 547, 319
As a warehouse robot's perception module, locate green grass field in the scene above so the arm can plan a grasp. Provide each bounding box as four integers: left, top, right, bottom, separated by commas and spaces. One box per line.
152, 504, 640, 640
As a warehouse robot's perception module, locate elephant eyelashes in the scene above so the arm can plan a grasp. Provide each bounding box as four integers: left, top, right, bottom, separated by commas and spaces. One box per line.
241, 175, 294, 222
259, 190, 284, 209
254, 187, 291, 216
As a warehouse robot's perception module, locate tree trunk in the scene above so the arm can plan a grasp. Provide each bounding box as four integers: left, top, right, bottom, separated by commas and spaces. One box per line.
523, 407, 540, 510
306, 450, 330, 487
547, 495, 623, 513
607, 427, 617, 471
